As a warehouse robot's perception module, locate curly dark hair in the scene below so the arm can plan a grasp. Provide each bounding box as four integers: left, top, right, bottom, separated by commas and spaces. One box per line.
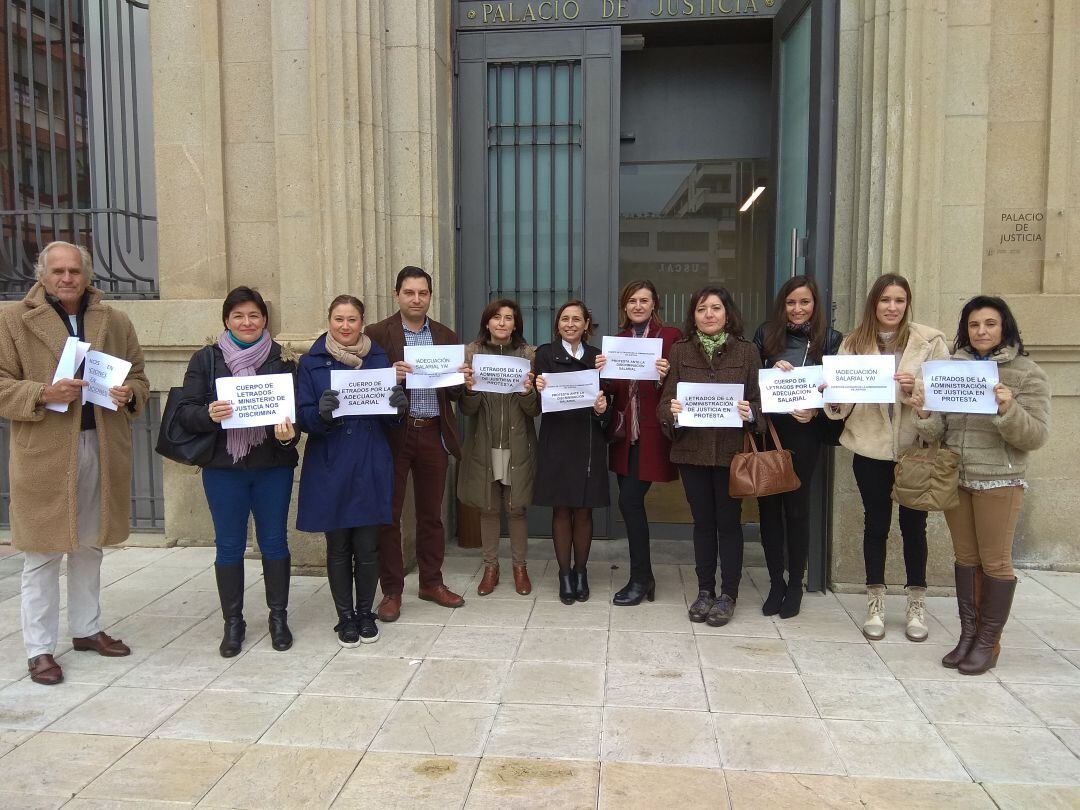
954, 295, 1027, 356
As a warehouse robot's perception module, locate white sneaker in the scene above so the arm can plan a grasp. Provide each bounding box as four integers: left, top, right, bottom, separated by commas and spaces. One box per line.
863, 585, 886, 640
905, 586, 928, 642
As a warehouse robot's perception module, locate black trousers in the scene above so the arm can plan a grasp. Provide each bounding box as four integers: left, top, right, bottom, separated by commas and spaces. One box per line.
679, 464, 743, 599
851, 453, 928, 588
757, 415, 822, 587
326, 525, 380, 617
617, 444, 654, 581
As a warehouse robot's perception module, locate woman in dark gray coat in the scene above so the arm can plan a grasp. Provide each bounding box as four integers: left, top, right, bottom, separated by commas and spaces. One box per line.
534, 300, 610, 605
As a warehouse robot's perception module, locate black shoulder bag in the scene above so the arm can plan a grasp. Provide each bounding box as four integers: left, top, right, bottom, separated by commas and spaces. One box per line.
155, 346, 218, 466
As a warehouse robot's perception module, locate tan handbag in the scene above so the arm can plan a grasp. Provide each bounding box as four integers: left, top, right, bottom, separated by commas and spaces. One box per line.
729, 417, 801, 498
891, 439, 960, 512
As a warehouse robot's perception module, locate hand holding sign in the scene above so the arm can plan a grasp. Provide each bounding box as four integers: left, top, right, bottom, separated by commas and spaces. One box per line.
759, 366, 825, 413
81, 350, 132, 412
675, 382, 744, 427
822, 355, 896, 404
216, 373, 296, 429
920, 360, 999, 415
599, 336, 663, 381
539, 369, 600, 413
404, 344, 466, 389
330, 368, 397, 416
470, 354, 531, 394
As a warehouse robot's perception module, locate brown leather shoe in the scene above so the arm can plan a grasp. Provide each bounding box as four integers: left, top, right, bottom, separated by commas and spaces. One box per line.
477, 564, 500, 596
513, 564, 532, 595
72, 631, 131, 657
28, 654, 63, 685
418, 584, 465, 608
376, 594, 402, 623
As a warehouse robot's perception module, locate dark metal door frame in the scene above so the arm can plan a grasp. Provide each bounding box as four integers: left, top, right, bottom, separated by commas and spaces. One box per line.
769, 0, 840, 591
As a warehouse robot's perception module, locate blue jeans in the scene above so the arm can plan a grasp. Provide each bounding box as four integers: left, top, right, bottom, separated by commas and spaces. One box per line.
202, 466, 293, 565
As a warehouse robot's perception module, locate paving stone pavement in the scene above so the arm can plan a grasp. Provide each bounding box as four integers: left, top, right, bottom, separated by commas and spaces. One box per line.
2, 542, 1080, 808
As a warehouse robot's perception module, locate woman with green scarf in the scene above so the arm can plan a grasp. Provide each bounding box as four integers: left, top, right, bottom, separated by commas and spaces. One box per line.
657, 287, 762, 628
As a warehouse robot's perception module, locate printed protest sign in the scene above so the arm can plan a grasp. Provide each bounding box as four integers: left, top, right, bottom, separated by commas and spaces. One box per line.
47, 335, 90, 413
540, 369, 600, 413
81, 350, 132, 412
404, 344, 465, 389
330, 368, 397, 416
675, 382, 744, 428
217, 373, 295, 429
922, 360, 999, 414
822, 355, 896, 404
759, 366, 825, 413
599, 335, 662, 381
471, 353, 530, 394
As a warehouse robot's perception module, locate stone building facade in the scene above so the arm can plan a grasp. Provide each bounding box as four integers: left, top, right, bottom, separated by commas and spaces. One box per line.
140, 0, 1078, 586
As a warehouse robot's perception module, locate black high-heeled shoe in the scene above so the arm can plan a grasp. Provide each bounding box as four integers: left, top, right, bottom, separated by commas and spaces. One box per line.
573, 567, 590, 602
612, 577, 655, 607
558, 572, 575, 605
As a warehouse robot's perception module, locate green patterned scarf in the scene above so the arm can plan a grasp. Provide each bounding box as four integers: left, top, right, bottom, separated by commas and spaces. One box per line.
696, 330, 728, 357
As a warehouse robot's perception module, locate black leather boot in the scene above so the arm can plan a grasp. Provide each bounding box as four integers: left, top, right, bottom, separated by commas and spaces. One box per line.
612, 577, 656, 607
573, 567, 590, 602
779, 580, 803, 619
558, 572, 575, 605
263, 556, 293, 651
215, 563, 246, 658
762, 580, 787, 616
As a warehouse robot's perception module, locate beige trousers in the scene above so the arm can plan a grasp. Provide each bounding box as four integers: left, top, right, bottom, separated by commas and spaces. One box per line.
479, 480, 528, 566
944, 485, 1024, 578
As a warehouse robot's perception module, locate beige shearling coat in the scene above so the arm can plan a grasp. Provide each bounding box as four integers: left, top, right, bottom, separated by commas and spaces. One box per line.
824, 321, 949, 461
0, 283, 149, 553
912, 344, 1050, 481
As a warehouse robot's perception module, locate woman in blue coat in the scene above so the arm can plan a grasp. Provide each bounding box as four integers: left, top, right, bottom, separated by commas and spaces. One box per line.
297, 295, 406, 646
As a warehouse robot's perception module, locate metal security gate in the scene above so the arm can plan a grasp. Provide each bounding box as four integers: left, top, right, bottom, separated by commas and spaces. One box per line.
0, 0, 157, 297
0, 393, 165, 531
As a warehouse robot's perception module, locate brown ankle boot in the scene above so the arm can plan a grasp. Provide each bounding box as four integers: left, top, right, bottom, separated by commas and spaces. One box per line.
477, 563, 499, 596
513, 564, 532, 595
959, 573, 1016, 675
942, 564, 980, 668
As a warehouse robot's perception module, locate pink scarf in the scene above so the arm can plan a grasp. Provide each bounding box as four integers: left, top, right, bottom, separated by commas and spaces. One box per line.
218, 330, 274, 462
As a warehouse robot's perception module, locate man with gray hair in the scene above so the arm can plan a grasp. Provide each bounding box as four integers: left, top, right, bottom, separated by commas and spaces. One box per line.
0, 241, 149, 685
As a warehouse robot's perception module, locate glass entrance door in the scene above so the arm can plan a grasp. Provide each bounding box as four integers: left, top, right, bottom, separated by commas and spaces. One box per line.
771, 0, 840, 590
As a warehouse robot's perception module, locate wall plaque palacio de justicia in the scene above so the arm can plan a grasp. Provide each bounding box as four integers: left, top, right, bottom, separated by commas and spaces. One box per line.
457, 0, 779, 28
984, 209, 1047, 261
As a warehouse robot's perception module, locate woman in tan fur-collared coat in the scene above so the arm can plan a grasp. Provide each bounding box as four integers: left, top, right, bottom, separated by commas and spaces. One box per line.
912, 295, 1050, 675
823, 274, 949, 643
0, 280, 148, 554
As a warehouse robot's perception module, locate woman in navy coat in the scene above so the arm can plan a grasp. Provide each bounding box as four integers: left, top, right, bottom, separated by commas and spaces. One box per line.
297, 295, 406, 646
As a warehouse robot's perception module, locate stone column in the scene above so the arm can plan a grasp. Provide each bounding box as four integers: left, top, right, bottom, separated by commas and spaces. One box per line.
148, 1, 455, 565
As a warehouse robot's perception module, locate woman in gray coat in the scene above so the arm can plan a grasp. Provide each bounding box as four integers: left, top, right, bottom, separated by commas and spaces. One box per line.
912, 295, 1050, 675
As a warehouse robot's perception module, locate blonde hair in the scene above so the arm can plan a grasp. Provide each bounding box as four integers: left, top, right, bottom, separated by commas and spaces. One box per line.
843, 274, 912, 355
34, 241, 94, 281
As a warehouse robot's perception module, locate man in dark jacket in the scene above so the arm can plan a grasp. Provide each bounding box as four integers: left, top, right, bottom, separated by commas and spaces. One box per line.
364, 266, 468, 620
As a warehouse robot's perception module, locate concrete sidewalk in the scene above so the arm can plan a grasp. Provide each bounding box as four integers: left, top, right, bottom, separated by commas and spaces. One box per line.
1, 542, 1079, 807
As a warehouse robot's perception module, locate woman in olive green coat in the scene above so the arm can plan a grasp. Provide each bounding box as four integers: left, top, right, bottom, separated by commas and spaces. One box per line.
458, 299, 540, 596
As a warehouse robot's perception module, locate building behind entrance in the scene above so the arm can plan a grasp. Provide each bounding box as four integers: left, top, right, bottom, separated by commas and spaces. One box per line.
7, 1, 1074, 588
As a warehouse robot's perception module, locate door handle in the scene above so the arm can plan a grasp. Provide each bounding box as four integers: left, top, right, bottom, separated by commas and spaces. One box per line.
790, 228, 809, 278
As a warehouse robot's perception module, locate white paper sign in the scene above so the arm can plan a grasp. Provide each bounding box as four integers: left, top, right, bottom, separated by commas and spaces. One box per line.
81, 350, 132, 411
540, 369, 600, 413
599, 336, 663, 381
759, 366, 825, 413
404, 344, 465, 389
471, 353, 531, 394
822, 355, 897, 404
330, 368, 397, 416
922, 360, 999, 414
217, 373, 295, 429
676, 382, 744, 427
46, 336, 91, 413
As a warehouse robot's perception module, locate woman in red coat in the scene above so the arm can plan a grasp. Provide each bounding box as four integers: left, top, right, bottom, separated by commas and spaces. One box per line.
599, 280, 682, 605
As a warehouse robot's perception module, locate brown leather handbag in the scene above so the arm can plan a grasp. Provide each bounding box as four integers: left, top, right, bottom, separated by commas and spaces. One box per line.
728, 417, 801, 498
891, 439, 960, 512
